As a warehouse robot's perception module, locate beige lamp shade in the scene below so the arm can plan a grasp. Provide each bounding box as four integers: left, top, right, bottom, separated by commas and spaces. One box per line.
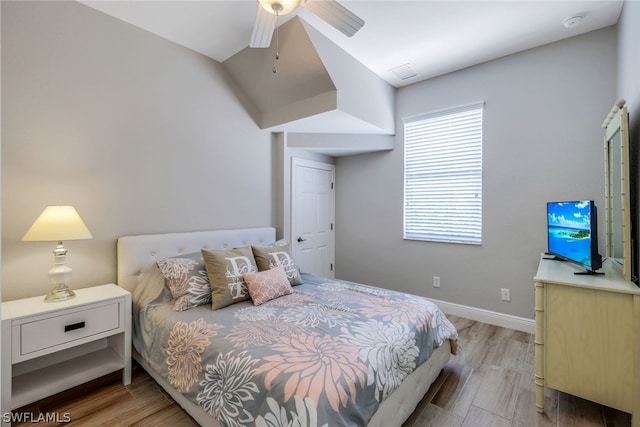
22, 206, 93, 242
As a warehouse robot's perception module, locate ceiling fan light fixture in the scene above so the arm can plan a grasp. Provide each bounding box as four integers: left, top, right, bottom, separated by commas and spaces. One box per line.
258, 0, 302, 16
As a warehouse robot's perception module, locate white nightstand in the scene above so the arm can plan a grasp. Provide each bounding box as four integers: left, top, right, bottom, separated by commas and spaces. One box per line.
1, 284, 131, 424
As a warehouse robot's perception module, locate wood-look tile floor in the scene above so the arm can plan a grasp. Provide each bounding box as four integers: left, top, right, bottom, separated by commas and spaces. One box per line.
13, 315, 632, 426
402, 315, 631, 427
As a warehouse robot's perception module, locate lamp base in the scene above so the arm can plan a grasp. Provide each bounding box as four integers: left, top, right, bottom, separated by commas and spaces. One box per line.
45, 243, 75, 302
44, 284, 76, 302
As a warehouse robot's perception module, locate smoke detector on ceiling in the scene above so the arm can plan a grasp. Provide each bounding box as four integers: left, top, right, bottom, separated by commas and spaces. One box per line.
563, 16, 583, 29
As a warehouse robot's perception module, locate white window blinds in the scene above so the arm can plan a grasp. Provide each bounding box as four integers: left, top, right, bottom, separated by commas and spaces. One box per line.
403, 103, 483, 244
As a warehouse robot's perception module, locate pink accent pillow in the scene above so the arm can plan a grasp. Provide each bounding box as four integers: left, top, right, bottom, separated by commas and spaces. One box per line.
243, 265, 293, 305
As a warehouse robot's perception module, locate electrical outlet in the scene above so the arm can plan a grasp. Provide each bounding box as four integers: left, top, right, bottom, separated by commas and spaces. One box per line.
433, 276, 441, 288
501, 288, 511, 301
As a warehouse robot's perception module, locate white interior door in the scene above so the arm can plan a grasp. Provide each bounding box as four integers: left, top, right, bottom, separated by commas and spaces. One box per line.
291, 158, 335, 278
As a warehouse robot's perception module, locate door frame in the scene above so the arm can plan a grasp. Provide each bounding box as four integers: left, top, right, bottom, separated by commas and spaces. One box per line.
290, 157, 336, 277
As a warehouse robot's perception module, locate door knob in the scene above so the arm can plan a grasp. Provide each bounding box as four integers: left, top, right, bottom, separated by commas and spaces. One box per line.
297, 237, 306, 242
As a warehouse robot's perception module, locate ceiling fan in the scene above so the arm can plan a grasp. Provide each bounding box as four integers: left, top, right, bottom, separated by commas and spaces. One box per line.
249, 0, 365, 48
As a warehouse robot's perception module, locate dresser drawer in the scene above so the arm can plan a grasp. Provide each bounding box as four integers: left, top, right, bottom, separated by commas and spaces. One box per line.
19, 302, 121, 357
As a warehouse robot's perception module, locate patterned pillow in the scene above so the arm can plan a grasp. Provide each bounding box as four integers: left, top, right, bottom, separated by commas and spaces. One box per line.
252, 245, 302, 285
156, 252, 211, 311
243, 265, 293, 305
201, 246, 258, 310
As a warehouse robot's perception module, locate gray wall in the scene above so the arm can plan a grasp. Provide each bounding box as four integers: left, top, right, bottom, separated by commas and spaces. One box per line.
335, 27, 617, 318
617, 1, 640, 283
1, 1, 273, 301
0, 1, 627, 315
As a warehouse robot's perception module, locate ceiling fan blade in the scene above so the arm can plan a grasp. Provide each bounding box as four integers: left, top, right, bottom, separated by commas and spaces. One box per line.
303, 0, 364, 37
249, 5, 275, 48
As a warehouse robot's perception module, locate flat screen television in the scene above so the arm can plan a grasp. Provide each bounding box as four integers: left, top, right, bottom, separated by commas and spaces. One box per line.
547, 200, 603, 275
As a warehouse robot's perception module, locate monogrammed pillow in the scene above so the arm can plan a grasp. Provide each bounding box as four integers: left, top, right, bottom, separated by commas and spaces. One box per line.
251, 245, 302, 285
201, 246, 258, 310
243, 265, 293, 305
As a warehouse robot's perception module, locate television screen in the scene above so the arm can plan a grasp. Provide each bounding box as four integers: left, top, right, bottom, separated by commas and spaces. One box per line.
547, 200, 602, 274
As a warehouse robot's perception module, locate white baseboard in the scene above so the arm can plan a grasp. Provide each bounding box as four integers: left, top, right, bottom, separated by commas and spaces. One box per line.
428, 298, 535, 334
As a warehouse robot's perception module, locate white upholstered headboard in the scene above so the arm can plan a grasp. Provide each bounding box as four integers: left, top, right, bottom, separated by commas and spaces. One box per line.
116, 227, 276, 293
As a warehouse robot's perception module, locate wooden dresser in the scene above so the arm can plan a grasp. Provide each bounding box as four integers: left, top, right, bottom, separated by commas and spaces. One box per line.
534, 255, 640, 426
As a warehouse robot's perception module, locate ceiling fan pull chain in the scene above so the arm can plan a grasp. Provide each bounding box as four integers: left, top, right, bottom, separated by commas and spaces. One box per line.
273, 10, 279, 74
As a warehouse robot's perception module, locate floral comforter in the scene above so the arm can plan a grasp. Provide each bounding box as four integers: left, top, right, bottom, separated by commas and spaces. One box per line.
133, 272, 458, 427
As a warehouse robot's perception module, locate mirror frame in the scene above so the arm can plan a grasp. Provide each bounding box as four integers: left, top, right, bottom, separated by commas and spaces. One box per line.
602, 99, 631, 281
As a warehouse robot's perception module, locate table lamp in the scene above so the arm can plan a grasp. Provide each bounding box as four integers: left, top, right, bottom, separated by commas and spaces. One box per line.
22, 206, 93, 302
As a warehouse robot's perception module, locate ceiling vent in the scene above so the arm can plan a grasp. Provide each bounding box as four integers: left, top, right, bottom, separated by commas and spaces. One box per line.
390, 63, 418, 80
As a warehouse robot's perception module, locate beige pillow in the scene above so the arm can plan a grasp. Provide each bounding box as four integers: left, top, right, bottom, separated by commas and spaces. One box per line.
202, 247, 258, 310
252, 245, 302, 285
243, 265, 293, 305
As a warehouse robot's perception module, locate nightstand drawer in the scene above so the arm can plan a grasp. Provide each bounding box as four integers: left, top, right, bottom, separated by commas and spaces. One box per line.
19, 302, 120, 356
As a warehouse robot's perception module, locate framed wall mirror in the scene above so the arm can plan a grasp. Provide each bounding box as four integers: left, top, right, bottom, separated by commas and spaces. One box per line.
602, 99, 632, 281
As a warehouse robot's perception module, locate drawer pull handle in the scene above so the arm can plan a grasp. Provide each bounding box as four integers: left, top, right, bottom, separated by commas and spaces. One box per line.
64, 321, 85, 332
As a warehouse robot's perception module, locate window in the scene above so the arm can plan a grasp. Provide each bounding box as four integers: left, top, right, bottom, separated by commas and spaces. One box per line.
403, 103, 483, 244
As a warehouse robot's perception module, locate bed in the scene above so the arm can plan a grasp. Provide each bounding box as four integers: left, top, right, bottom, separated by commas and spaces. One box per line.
117, 227, 458, 427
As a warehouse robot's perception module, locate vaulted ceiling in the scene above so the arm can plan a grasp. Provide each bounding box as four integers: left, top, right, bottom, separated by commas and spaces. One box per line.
81, 1, 623, 88
78, 1, 624, 150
